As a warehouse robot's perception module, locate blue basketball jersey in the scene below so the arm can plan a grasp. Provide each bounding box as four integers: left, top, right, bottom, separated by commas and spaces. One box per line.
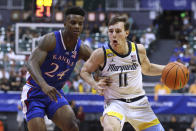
26, 30, 81, 89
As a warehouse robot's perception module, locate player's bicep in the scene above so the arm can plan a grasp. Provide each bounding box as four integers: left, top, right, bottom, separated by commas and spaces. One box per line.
82, 48, 104, 73
29, 33, 55, 65
28, 47, 48, 66
137, 44, 151, 74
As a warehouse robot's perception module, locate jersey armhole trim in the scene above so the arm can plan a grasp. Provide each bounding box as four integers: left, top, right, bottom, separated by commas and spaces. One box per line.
99, 46, 106, 71
135, 43, 141, 65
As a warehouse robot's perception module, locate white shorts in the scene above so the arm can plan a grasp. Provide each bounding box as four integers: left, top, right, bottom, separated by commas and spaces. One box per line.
102, 96, 163, 131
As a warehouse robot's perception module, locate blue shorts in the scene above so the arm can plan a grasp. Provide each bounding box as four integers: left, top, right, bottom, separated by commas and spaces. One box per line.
21, 84, 69, 122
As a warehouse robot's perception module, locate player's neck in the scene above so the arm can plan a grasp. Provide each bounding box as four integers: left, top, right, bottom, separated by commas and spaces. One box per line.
62, 30, 78, 51
112, 41, 129, 55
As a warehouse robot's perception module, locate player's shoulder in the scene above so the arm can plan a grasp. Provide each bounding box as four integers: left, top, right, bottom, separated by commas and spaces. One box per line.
42, 32, 56, 43
135, 43, 146, 54
38, 32, 56, 51
93, 48, 104, 55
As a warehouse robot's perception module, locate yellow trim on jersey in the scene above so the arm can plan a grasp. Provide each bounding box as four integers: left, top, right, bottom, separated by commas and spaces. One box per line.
107, 111, 123, 121
131, 42, 136, 52
105, 49, 116, 57
138, 118, 160, 130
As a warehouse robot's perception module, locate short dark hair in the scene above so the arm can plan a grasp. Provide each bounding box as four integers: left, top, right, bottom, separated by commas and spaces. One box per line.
108, 15, 130, 31
65, 6, 86, 17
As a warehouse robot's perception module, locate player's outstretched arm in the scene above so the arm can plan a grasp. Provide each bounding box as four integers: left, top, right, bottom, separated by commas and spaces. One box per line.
80, 48, 106, 94
26, 33, 55, 87
26, 33, 61, 101
137, 44, 165, 76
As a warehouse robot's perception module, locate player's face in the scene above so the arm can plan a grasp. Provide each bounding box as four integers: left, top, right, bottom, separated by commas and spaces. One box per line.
108, 22, 129, 48
65, 14, 85, 37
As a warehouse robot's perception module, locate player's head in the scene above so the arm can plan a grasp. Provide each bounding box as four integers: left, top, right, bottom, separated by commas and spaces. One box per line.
108, 15, 130, 48
64, 6, 86, 37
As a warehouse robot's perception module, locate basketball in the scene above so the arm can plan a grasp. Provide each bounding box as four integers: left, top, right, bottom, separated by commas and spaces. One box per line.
161, 62, 189, 90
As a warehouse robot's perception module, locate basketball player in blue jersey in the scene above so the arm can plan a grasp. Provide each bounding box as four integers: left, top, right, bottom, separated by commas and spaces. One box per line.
80, 16, 166, 131
21, 7, 91, 131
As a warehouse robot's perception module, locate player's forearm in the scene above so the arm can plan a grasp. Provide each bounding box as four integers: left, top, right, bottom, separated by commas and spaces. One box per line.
26, 61, 48, 88
144, 64, 165, 76
80, 70, 96, 88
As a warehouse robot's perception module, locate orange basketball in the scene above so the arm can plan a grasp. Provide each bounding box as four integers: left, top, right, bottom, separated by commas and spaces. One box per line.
161, 62, 189, 90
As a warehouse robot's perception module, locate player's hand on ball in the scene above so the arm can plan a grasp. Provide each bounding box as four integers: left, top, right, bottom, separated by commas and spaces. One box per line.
42, 85, 62, 102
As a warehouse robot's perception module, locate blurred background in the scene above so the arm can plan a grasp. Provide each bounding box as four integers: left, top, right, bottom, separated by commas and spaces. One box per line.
0, 0, 196, 131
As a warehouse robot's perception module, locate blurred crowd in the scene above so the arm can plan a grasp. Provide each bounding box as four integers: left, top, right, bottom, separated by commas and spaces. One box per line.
168, 12, 196, 93
0, 10, 158, 94
0, 11, 196, 96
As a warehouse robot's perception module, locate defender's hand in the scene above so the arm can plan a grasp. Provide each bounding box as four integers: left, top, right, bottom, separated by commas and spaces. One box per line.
42, 86, 62, 102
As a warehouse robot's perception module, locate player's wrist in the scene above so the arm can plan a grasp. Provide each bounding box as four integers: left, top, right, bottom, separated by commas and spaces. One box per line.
39, 81, 49, 88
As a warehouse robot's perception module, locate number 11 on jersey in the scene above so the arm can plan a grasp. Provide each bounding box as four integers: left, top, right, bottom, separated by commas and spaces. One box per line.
119, 73, 128, 87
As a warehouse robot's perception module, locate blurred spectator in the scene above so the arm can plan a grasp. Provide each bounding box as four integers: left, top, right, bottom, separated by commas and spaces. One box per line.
0, 69, 9, 79
73, 76, 80, 91
7, 49, 26, 63
182, 12, 190, 26
90, 38, 98, 49
169, 52, 181, 62
171, 16, 182, 39
95, 37, 107, 48
0, 75, 10, 93
78, 82, 84, 93
70, 100, 78, 115
140, 34, 147, 47
0, 28, 6, 44
77, 106, 85, 122
0, 120, 4, 131
168, 115, 180, 131
91, 24, 100, 34
124, 13, 134, 30
62, 81, 70, 93
96, 3, 104, 11
19, 65, 27, 80
99, 22, 108, 36
69, 85, 76, 92
16, 101, 24, 131
189, 80, 196, 95
154, 81, 171, 101
145, 27, 156, 44
9, 70, 22, 91
189, 58, 196, 74
83, 81, 91, 92
140, 27, 156, 49
131, 34, 139, 44
83, 29, 92, 47
191, 116, 196, 131
91, 87, 97, 94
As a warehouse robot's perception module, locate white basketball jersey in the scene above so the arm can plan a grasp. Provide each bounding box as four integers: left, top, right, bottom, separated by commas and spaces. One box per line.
100, 42, 145, 100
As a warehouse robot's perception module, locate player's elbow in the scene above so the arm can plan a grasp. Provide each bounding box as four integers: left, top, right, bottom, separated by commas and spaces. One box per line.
25, 60, 32, 72
142, 66, 151, 76
26, 59, 39, 72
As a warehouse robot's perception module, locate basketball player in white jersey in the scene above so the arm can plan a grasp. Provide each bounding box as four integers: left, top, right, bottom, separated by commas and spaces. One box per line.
80, 16, 165, 131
